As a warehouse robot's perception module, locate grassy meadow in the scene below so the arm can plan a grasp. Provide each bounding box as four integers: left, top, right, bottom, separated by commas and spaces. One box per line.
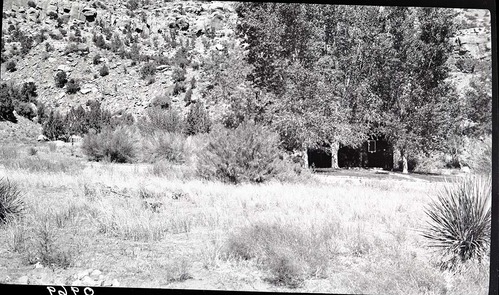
0, 142, 489, 294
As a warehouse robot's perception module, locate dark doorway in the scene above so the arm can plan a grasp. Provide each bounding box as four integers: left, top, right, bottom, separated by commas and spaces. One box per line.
337, 137, 393, 170
307, 146, 331, 168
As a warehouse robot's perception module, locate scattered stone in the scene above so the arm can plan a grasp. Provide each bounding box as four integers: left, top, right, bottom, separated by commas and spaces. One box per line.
89, 269, 102, 280
34, 262, 43, 269
80, 88, 92, 94
37, 135, 49, 142
57, 65, 72, 72
81, 275, 96, 286
18, 276, 29, 284
215, 44, 224, 51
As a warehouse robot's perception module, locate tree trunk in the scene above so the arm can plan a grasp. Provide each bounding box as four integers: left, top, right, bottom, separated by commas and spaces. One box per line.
401, 149, 409, 174
330, 141, 340, 169
302, 148, 309, 168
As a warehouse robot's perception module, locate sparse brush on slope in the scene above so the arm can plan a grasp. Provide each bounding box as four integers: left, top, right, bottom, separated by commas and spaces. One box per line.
0, 178, 25, 225
422, 175, 491, 270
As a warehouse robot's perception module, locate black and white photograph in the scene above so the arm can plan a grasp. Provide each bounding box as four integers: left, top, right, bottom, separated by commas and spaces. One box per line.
0, 0, 495, 294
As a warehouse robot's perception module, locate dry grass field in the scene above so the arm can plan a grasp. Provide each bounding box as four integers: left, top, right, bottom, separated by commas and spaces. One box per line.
0, 142, 489, 294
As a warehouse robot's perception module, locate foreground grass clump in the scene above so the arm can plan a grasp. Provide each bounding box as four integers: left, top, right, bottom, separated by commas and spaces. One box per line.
224, 221, 337, 288
7, 211, 80, 269
0, 178, 25, 224
422, 175, 491, 270
196, 122, 299, 184
82, 126, 138, 163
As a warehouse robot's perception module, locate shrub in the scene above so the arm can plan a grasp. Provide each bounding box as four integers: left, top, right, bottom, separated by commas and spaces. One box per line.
172, 67, 186, 83
140, 62, 157, 79
93, 54, 102, 65
15, 102, 36, 120
66, 79, 80, 94
6, 60, 16, 72
43, 110, 67, 140
0, 85, 15, 121
172, 82, 186, 96
45, 42, 54, 52
47, 11, 58, 19
0, 178, 25, 224
190, 77, 196, 89
422, 175, 491, 270
150, 95, 171, 109
183, 88, 193, 103
143, 131, 187, 163
28, 0, 36, 8
55, 71, 68, 88
184, 101, 211, 135
173, 47, 190, 68
27, 147, 38, 156
196, 122, 285, 184
224, 222, 335, 288
94, 34, 108, 50
82, 127, 138, 163
138, 107, 184, 135
466, 137, 492, 175
99, 64, 109, 77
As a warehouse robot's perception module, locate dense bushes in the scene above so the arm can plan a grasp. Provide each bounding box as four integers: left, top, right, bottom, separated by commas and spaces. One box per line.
140, 62, 157, 79
82, 127, 138, 163
196, 121, 289, 184
66, 79, 80, 94
41, 101, 121, 140
0, 82, 38, 121
6, 60, 16, 72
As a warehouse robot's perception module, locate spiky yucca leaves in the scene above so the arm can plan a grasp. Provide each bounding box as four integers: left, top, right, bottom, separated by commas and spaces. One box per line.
422, 175, 491, 270
0, 178, 25, 224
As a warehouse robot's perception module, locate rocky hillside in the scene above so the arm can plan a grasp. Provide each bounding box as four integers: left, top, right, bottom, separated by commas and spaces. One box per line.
1, 0, 239, 117
0, 1, 492, 144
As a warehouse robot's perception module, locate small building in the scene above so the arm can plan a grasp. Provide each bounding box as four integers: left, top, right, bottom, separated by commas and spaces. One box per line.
307, 136, 394, 170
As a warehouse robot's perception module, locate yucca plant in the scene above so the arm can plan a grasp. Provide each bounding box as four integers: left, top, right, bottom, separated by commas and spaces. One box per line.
0, 178, 25, 224
422, 175, 491, 270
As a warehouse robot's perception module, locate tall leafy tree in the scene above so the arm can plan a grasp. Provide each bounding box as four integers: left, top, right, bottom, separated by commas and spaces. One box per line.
368, 7, 459, 173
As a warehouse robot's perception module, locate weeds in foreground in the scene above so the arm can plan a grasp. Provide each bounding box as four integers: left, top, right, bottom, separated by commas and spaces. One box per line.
7, 211, 80, 269
224, 221, 337, 288
422, 175, 491, 270
163, 258, 193, 283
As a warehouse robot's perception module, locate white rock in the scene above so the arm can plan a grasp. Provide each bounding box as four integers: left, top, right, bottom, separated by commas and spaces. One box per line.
18, 276, 29, 284
89, 269, 102, 279
81, 275, 96, 286
57, 65, 72, 72
461, 166, 471, 173
80, 88, 92, 94
111, 279, 120, 287
72, 279, 82, 286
